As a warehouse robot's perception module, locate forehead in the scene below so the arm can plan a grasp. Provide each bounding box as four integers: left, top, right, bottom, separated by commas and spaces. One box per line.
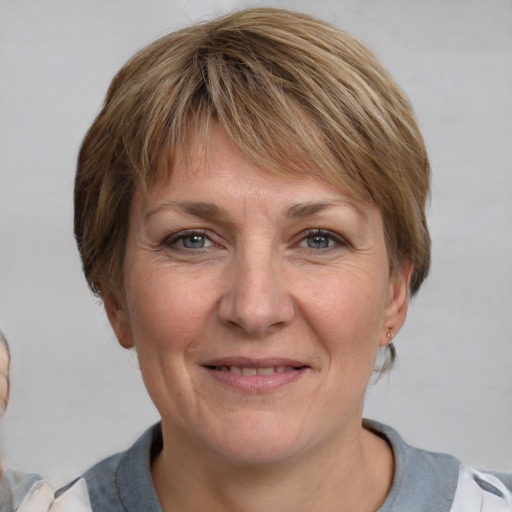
133, 125, 381, 235
151, 119, 369, 199
146, 129, 350, 206
149, 125, 365, 205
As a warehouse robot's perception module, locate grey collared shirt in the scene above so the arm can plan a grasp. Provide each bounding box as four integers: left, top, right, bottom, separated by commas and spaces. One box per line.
66, 421, 512, 512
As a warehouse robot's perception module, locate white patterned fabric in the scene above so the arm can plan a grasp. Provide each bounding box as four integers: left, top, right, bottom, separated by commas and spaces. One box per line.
17, 478, 91, 512
450, 465, 512, 512
0, 469, 91, 512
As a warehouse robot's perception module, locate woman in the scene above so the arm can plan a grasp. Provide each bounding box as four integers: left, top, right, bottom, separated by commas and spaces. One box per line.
0, 332, 92, 512
66, 8, 511, 511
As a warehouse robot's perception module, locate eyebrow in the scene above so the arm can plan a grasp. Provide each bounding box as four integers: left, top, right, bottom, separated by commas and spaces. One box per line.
285, 200, 368, 221
145, 201, 230, 222
145, 199, 368, 223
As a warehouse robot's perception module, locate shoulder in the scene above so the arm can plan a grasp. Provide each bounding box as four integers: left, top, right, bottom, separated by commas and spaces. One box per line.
78, 450, 126, 511
59, 423, 163, 512
365, 420, 512, 512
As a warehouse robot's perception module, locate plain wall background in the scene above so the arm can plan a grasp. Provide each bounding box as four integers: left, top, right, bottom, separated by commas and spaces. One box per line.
0, 0, 511, 484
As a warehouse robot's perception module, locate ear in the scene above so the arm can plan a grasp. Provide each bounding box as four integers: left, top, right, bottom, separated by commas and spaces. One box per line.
104, 291, 135, 349
379, 263, 413, 347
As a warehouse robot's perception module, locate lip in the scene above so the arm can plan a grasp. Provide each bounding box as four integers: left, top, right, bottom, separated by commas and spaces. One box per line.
201, 357, 309, 368
200, 357, 310, 392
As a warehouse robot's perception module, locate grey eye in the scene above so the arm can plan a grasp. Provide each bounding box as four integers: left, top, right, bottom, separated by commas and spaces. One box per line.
182, 234, 207, 249
307, 234, 332, 249
297, 229, 347, 251
164, 230, 217, 251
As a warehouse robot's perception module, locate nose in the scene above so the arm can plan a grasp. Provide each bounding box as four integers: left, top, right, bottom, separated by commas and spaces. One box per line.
218, 250, 295, 336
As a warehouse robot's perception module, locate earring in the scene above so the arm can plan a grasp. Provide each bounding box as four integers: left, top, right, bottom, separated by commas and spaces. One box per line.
386, 331, 394, 342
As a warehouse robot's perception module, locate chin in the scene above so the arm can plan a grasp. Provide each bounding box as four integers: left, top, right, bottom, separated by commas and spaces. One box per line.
201, 412, 311, 466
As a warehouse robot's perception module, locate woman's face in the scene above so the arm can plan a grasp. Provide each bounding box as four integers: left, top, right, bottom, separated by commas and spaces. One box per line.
106, 126, 409, 465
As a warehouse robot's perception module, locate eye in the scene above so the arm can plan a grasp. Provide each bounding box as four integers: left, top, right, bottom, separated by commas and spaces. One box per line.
165, 230, 216, 250
297, 229, 346, 250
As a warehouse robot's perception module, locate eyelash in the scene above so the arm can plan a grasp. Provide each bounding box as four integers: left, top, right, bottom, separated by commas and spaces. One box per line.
296, 229, 348, 250
163, 230, 217, 251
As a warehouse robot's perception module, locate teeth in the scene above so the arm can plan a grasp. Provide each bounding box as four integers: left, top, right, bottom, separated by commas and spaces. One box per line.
215, 365, 296, 375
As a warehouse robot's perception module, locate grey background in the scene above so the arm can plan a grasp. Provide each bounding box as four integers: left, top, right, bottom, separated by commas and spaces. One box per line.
0, 0, 511, 484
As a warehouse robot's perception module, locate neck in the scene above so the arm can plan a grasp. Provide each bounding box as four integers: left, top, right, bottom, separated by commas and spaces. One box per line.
152, 421, 394, 512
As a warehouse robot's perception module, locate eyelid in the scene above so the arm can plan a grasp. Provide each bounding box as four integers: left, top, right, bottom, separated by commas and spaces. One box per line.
164, 229, 217, 248
295, 228, 349, 248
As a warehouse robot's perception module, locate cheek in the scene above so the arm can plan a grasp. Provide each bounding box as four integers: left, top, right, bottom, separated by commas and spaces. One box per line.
123, 267, 217, 419
126, 265, 217, 354
296, 266, 388, 349
295, 269, 389, 399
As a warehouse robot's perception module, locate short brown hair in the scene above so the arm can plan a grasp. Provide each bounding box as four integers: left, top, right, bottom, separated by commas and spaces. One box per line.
75, 7, 430, 303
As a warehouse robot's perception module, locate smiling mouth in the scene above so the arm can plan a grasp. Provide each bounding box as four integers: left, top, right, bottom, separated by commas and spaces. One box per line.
201, 358, 310, 390
204, 365, 308, 376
